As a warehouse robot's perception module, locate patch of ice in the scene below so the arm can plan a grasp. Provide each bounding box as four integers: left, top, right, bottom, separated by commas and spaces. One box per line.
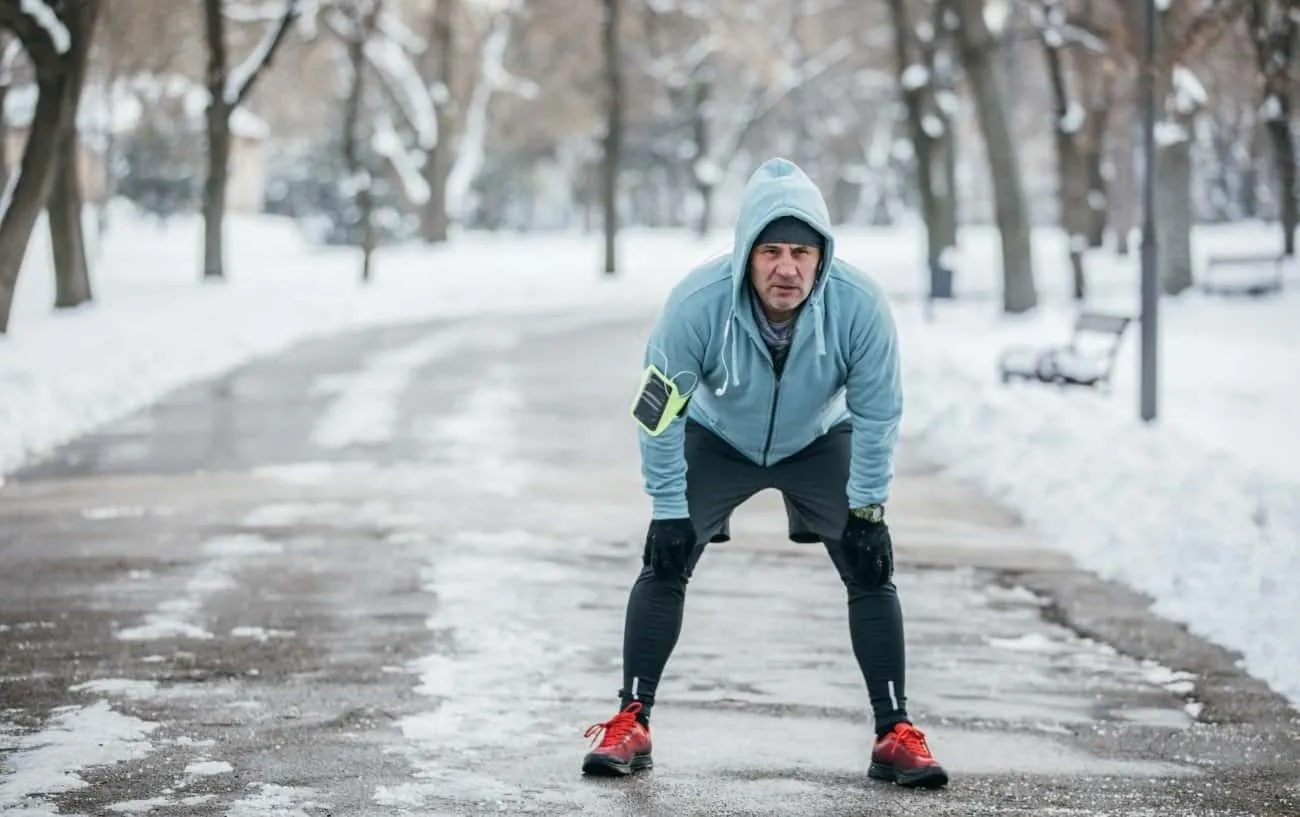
116, 534, 281, 642
106, 796, 173, 813
202, 534, 284, 557
241, 500, 418, 529
0, 701, 158, 810
1141, 663, 1197, 696
987, 633, 1067, 652
183, 759, 233, 776
376, 530, 587, 810
311, 328, 520, 450
417, 368, 532, 497
230, 626, 295, 642
226, 782, 327, 816
253, 461, 380, 484
69, 679, 159, 700
80, 505, 150, 520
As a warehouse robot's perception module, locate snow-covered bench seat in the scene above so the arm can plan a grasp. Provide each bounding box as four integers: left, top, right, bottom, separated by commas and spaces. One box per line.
998, 311, 1132, 389
1199, 252, 1286, 297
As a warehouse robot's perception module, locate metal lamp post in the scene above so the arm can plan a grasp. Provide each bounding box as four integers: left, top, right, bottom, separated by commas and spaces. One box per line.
1139, 0, 1159, 422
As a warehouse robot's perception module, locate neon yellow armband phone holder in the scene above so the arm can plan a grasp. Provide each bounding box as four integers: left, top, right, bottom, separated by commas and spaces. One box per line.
630, 364, 688, 436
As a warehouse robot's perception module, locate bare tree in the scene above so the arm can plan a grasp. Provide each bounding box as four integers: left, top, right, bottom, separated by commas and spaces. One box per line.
601, 0, 622, 274
47, 3, 99, 310
202, 0, 299, 281
0, 0, 102, 335
418, 0, 455, 242
1033, 0, 1111, 299
887, 0, 959, 295
337, 0, 383, 282
1246, 0, 1297, 255
954, 0, 1037, 313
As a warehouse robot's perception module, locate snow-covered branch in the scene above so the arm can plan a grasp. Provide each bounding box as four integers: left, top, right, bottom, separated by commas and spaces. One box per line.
376, 7, 426, 53
371, 109, 431, 205
445, 12, 515, 221
0, 37, 22, 84
18, 0, 69, 54
364, 36, 438, 149
225, 0, 299, 107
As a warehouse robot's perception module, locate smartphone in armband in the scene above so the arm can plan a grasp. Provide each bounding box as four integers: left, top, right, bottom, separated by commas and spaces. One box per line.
631, 364, 688, 436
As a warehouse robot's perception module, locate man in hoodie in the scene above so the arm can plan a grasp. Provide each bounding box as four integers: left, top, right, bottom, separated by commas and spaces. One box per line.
580, 158, 948, 789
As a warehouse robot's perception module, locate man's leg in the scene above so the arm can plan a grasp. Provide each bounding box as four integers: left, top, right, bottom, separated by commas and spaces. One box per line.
618, 420, 766, 722
773, 423, 909, 735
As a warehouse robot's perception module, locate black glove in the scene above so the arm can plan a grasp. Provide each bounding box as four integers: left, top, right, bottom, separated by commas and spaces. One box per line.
643, 517, 696, 579
840, 510, 894, 586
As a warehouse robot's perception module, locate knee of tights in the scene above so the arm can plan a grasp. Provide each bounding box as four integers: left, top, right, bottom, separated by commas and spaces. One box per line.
844, 578, 898, 601
635, 563, 692, 588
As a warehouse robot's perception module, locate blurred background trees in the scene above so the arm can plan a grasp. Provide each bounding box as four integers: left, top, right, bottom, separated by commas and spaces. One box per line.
0, 0, 1295, 331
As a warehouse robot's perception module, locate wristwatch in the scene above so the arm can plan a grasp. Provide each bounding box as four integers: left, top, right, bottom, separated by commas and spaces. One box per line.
851, 504, 885, 522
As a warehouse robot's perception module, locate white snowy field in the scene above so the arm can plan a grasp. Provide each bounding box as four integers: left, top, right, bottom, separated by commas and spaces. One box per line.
1, 206, 1298, 714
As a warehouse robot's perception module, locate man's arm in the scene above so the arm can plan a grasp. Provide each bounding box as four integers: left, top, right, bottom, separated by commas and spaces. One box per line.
844, 293, 903, 508
637, 301, 706, 519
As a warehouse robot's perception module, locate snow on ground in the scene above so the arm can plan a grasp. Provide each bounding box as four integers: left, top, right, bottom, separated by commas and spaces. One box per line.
1, 206, 1298, 715
0, 700, 158, 815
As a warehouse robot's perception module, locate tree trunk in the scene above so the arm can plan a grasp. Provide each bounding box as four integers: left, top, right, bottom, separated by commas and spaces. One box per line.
202, 0, 229, 281
1083, 74, 1111, 247
601, 0, 623, 275
343, 3, 380, 283
420, 0, 455, 243
1247, 0, 1297, 255
1043, 37, 1090, 300
936, 117, 958, 251
1110, 116, 1136, 255
0, 84, 8, 194
49, 124, 92, 308
1156, 131, 1194, 295
202, 107, 231, 282
1264, 117, 1297, 256
955, 0, 1036, 313
1076, 4, 1109, 248
886, 0, 955, 296
0, 78, 65, 335
49, 5, 97, 310
201, 0, 296, 279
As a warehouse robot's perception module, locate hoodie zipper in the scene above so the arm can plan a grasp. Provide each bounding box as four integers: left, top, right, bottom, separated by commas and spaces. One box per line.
761, 372, 781, 465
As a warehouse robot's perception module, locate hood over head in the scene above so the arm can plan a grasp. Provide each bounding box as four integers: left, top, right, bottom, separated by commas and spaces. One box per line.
713, 157, 836, 396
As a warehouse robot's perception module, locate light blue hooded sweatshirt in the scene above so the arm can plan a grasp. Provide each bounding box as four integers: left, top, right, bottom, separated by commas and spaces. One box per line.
638, 157, 902, 520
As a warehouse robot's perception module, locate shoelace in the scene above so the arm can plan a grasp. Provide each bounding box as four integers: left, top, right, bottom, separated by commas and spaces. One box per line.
584, 702, 643, 749
894, 724, 934, 759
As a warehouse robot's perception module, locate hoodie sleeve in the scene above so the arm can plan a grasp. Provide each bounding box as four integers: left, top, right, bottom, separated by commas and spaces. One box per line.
844, 292, 903, 508
638, 299, 708, 520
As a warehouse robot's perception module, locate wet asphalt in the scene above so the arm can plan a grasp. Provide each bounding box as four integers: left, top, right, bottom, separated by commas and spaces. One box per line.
1, 311, 1298, 816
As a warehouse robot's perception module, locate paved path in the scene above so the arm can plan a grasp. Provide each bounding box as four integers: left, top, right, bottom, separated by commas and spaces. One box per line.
1, 312, 1297, 816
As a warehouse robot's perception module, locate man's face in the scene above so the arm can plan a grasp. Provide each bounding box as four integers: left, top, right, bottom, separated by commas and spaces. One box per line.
748, 241, 821, 321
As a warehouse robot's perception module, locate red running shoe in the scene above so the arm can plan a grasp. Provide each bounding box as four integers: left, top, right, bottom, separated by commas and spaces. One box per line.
869, 722, 949, 788
581, 702, 653, 776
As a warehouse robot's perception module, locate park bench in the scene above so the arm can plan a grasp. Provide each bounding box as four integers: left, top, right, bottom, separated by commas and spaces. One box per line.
1198, 252, 1286, 297
998, 311, 1132, 389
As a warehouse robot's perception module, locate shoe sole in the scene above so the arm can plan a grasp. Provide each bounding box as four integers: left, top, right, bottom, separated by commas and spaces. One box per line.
869, 761, 949, 789
581, 752, 653, 777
